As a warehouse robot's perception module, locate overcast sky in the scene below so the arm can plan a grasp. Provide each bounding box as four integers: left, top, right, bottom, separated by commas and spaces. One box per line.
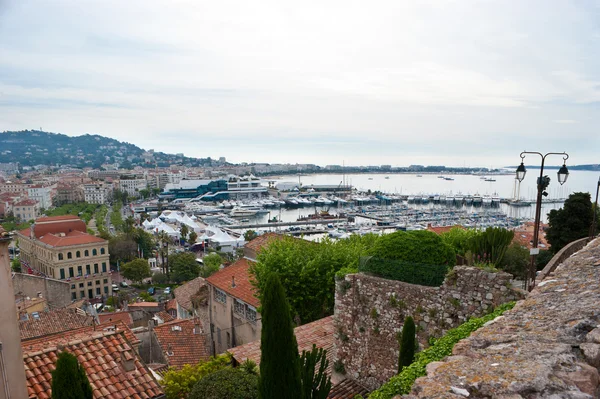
1, 0, 599, 167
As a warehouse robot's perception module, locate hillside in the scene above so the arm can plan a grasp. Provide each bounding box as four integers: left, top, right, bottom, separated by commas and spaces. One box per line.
0, 130, 215, 168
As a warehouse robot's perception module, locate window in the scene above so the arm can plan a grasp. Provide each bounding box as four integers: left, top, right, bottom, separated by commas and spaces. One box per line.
67, 252, 72, 259
80, 291, 85, 298
77, 266, 82, 276
69, 267, 74, 278
76, 251, 81, 258
79, 283, 84, 288
84, 250, 89, 257
72, 292, 76, 300
94, 264, 98, 274
96, 280, 100, 285
246, 305, 257, 324
234, 299, 245, 317
60, 269, 65, 279
102, 263, 107, 272
96, 288, 101, 295
92, 249, 97, 256
104, 286, 108, 294
87, 281, 92, 287
71, 284, 75, 289
214, 289, 227, 304
86, 265, 91, 275
103, 279, 108, 284
100, 248, 105, 255
58, 253, 64, 260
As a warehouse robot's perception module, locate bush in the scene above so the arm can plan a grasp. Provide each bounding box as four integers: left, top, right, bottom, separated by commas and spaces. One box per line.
366, 230, 456, 266
440, 228, 479, 257
368, 302, 516, 399
152, 272, 169, 284
398, 316, 416, 373
162, 355, 231, 399
139, 292, 156, 302
359, 257, 449, 287
536, 249, 554, 271
497, 243, 529, 279
190, 368, 258, 399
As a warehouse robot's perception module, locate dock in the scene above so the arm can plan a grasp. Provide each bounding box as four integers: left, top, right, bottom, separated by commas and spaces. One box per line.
226, 218, 349, 230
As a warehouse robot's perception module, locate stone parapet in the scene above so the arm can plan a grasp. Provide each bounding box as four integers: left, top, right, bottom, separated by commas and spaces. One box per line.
406, 237, 600, 398
333, 266, 524, 390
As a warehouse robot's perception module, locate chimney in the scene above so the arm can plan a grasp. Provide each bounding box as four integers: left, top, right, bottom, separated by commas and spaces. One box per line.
231, 276, 236, 288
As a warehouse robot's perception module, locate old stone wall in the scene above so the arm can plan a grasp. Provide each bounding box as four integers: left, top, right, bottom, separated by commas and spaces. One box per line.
406, 238, 600, 398
333, 266, 524, 390
12, 272, 71, 308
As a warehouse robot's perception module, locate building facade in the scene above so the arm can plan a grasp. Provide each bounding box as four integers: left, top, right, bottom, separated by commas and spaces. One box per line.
16, 215, 112, 301
12, 199, 39, 221
27, 185, 54, 209
83, 182, 112, 204
118, 176, 148, 198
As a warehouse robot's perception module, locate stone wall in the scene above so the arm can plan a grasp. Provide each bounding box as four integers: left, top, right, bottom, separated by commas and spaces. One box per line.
333, 266, 524, 390
406, 238, 600, 398
12, 272, 71, 308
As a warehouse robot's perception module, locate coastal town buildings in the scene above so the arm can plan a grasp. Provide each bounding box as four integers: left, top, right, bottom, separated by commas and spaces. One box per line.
83, 181, 112, 204
16, 215, 112, 300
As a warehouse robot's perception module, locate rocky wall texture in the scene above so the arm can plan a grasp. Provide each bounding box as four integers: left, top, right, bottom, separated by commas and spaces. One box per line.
405, 238, 600, 399
333, 266, 524, 390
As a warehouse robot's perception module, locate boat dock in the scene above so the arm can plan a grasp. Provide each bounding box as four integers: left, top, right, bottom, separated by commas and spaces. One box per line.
225, 218, 349, 230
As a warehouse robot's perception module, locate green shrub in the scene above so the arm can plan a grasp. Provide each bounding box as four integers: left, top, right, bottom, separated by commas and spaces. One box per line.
152, 272, 169, 284
398, 316, 416, 373
368, 302, 516, 399
189, 367, 258, 399
497, 243, 529, 279
366, 230, 456, 266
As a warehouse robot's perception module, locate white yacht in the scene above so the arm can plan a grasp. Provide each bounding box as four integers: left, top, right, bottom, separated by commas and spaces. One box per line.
230, 207, 258, 217
482, 195, 493, 206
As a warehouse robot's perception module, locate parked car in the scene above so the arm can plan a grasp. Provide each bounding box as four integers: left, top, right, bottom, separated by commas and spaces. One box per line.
120, 281, 129, 288
164, 287, 171, 295
147, 287, 156, 295
111, 284, 119, 292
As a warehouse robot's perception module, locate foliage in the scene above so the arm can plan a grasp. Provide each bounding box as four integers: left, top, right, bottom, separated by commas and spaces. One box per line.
300, 344, 332, 399
121, 258, 152, 284
547, 192, 599, 252
45, 202, 99, 224
368, 302, 516, 399
244, 230, 258, 242
366, 230, 456, 266
152, 272, 169, 284
497, 243, 529, 279
170, 252, 201, 283
466, 227, 514, 266
51, 351, 93, 399
110, 201, 124, 231
139, 292, 156, 302
189, 231, 198, 245
180, 224, 189, 242
398, 316, 416, 373
358, 257, 449, 287
11, 258, 22, 272
259, 273, 302, 399
109, 234, 138, 264
161, 354, 231, 399
139, 188, 150, 199
132, 228, 155, 259
439, 227, 479, 257
252, 234, 377, 324
190, 367, 258, 399
106, 296, 117, 307
536, 249, 554, 271
201, 253, 223, 278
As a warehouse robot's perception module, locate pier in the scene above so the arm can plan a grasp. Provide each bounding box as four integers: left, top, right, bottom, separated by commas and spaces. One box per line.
225, 218, 349, 230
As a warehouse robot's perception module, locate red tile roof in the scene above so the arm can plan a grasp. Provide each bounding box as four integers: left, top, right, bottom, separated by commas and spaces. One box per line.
35, 215, 82, 222
243, 232, 288, 254
20, 308, 94, 341
327, 378, 370, 399
173, 277, 207, 312
206, 258, 260, 307
426, 224, 465, 235
98, 311, 134, 327
23, 330, 163, 399
155, 311, 175, 323
228, 316, 334, 368
14, 199, 38, 206
153, 319, 209, 369
37, 230, 106, 247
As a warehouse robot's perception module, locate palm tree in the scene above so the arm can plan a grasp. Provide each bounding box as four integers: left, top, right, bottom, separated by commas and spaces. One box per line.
157, 231, 171, 280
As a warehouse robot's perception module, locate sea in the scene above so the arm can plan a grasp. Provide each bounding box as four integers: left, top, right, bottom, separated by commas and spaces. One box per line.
245, 170, 599, 226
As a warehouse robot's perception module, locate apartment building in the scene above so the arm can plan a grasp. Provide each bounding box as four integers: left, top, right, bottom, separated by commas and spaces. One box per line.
12, 199, 39, 221
16, 215, 112, 300
83, 182, 112, 204
27, 185, 54, 209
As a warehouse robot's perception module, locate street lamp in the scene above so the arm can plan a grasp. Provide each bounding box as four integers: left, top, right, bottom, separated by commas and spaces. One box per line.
516, 151, 569, 292
590, 177, 600, 240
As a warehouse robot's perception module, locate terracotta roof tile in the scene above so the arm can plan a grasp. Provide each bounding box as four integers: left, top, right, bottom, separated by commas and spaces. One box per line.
229, 316, 334, 369
98, 312, 134, 327
35, 215, 81, 222
243, 232, 288, 254
426, 224, 465, 235
173, 277, 207, 312
20, 308, 94, 341
153, 319, 209, 369
37, 230, 106, 247
327, 378, 370, 399
206, 258, 260, 307
154, 311, 175, 323
23, 330, 163, 399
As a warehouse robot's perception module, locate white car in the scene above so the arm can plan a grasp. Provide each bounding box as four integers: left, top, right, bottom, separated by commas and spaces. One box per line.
111, 284, 119, 292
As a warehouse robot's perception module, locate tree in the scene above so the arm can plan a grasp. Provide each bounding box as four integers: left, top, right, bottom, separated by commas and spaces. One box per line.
466, 227, 514, 267
300, 345, 331, 399
180, 224, 189, 242
201, 253, 223, 278
536, 249, 554, 271
244, 230, 258, 242
152, 272, 168, 284
139, 189, 150, 199
440, 227, 479, 257
398, 316, 416, 373
51, 351, 93, 399
190, 368, 258, 399
133, 228, 154, 259
546, 192, 599, 252
258, 273, 302, 399
497, 243, 529, 279
157, 231, 171, 279
109, 235, 137, 264
161, 354, 231, 399
11, 258, 22, 272
123, 216, 136, 236
121, 258, 151, 284
170, 252, 200, 283
366, 230, 456, 266
189, 231, 198, 245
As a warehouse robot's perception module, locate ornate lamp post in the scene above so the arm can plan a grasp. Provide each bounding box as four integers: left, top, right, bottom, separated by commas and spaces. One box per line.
590, 177, 600, 240
516, 151, 569, 291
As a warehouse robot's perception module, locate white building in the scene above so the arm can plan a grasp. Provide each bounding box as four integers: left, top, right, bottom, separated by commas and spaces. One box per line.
83, 183, 112, 204
27, 185, 54, 209
117, 177, 147, 198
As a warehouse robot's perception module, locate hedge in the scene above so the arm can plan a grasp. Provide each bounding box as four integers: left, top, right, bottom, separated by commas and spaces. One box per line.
367, 301, 516, 399
358, 257, 449, 287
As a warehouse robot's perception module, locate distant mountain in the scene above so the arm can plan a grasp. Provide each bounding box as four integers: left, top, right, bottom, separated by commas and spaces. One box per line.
0, 130, 216, 168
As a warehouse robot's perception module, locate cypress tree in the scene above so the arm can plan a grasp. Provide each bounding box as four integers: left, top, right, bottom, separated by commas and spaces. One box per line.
398, 316, 416, 373
258, 273, 302, 399
52, 351, 93, 399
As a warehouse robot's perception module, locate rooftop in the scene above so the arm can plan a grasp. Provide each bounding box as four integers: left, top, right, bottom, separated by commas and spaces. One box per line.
20, 308, 94, 341
205, 258, 260, 308
426, 224, 465, 235
173, 276, 207, 312
327, 378, 370, 399
153, 318, 209, 369
228, 316, 334, 370
23, 330, 163, 399
98, 311, 134, 327
243, 232, 288, 255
